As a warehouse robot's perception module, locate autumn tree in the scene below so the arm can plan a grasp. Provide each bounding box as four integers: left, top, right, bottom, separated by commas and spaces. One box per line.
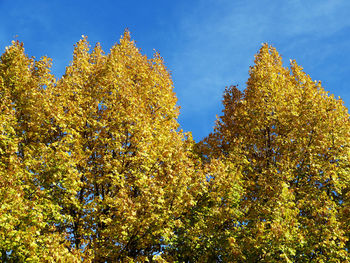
201, 44, 350, 262
0, 33, 204, 262
46, 31, 204, 262
0, 41, 80, 261
1, 34, 350, 263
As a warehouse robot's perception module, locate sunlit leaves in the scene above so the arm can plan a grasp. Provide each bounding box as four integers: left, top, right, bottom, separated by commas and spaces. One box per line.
1, 36, 349, 262
0, 41, 80, 262
203, 44, 350, 261
45, 31, 202, 261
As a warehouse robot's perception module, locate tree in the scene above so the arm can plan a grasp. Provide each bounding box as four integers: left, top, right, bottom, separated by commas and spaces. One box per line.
0, 32, 203, 262
1, 34, 349, 262
0, 41, 80, 262
202, 44, 350, 262
48, 31, 203, 261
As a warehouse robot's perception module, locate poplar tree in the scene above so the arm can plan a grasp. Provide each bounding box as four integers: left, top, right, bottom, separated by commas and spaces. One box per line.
50, 31, 202, 261
0, 33, 203, 262
0, 42, 80, 261
202, 44, 350, 262
1, 35, 350, 263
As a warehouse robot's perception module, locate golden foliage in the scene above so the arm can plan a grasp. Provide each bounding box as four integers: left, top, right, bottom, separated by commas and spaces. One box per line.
1, 35, 349, 262
203, 44, 350, 262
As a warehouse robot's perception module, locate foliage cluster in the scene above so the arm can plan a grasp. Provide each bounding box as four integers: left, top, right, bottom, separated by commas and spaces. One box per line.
1, 32, 350, 262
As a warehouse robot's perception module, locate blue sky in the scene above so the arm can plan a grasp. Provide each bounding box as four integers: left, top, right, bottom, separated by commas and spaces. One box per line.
1, 0, 349, 142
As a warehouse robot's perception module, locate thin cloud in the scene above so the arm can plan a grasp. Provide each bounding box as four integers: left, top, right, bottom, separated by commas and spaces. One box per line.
169, 0, 350, 140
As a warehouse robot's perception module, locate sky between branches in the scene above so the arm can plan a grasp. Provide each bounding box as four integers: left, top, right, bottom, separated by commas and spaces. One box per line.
0, 0, 349, 141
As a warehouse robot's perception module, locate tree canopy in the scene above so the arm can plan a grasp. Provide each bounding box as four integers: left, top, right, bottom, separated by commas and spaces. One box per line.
0, 33, 349, 262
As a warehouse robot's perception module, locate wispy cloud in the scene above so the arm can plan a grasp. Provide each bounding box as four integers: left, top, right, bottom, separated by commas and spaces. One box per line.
168, 0, 350, 140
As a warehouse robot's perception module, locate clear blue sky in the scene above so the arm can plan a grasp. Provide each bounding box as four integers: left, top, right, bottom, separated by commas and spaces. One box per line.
1, 0, 349, 142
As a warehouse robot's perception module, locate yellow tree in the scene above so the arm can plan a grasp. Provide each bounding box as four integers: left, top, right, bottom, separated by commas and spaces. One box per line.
0, 41, 80, 261
164, 153, 244, 262
288, 60, 350, 262
52, 31, 202, 261
203, 44, 350, 261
